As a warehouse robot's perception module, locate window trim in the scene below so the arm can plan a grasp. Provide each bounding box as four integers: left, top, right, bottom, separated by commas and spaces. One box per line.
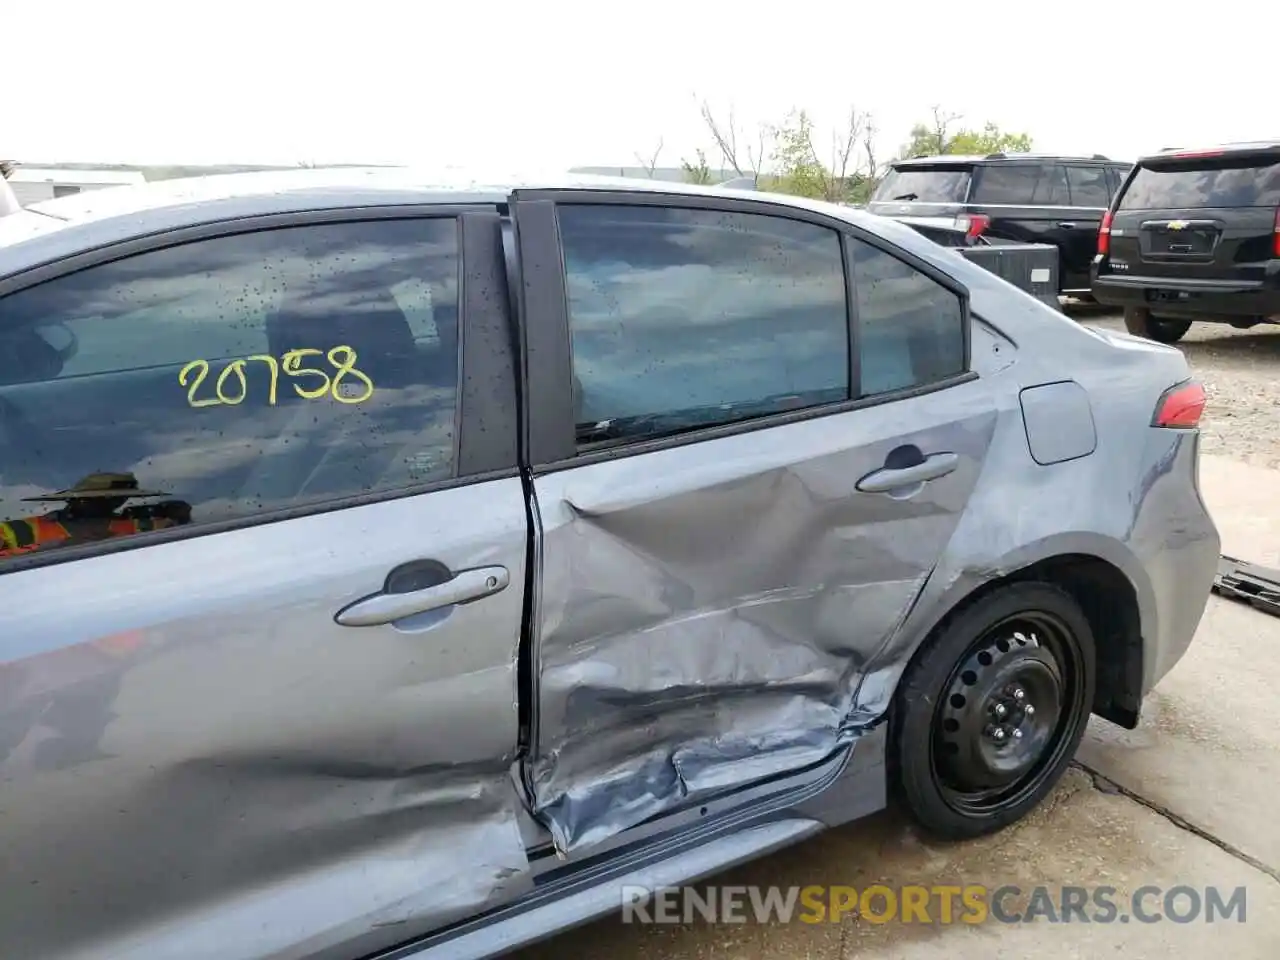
510, 188, 974, 473
0, 204, 519, 577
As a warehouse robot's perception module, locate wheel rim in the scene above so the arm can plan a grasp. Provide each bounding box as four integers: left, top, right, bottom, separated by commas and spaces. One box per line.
928, 610, 1087, 818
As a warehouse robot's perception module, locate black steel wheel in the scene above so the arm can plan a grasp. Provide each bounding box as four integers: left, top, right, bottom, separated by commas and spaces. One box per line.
889, 582, 1096, 839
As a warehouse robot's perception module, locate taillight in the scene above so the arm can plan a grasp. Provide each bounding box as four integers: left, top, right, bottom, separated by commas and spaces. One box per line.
1272, 206, 1280, 258
1097, 209, 1113, 256
1152, 380, 1206, 428
956, 213, 990, 242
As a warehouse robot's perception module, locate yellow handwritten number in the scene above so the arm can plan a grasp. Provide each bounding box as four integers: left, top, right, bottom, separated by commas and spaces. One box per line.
215, 359, 249, 405
178, 360, 220, 408
247, 354, 280, 405
327, 345, 375, 404
282, 348, 332, 399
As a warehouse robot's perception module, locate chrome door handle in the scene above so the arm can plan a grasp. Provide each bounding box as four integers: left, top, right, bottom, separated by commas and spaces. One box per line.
335, 565, 510, 627
856, 452, 959, 494
1058, 221, 1077, 229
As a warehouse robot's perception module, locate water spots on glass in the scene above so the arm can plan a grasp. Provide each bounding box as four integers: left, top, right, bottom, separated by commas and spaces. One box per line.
0, 218, 461, 557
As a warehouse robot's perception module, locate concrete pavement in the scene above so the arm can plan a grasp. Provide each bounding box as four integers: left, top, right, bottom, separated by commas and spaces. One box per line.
511, 453, 1280, 959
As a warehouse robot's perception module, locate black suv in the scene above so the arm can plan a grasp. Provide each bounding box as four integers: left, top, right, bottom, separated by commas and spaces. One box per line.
1091, 141, 1280, 343
867, 153, 1132, 296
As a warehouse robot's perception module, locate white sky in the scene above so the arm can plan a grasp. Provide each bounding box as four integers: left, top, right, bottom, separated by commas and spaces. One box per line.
6, 0, 1277, 170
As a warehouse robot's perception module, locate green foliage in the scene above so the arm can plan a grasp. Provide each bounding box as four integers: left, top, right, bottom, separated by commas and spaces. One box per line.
681, 148, 714, 185
901, 119, 1033, 158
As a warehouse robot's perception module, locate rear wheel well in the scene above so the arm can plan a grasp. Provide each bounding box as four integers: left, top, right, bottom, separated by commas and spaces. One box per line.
922, 555, 1143, 729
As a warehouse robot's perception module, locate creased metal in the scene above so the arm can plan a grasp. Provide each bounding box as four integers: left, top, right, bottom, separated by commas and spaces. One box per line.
530, 397, 998, 851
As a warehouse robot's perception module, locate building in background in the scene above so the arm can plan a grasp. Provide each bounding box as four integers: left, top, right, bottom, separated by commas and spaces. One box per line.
6, 168, 146, 206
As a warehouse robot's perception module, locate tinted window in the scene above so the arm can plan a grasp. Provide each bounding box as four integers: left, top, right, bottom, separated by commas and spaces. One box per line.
872, 166, 973, 203
851, 239, 966, 396
558, 204, 849, 444
1118, 159, 1280, 209
0, 218, 460, 562
971, 164, 1041, 204
1066, 165, 1112, 207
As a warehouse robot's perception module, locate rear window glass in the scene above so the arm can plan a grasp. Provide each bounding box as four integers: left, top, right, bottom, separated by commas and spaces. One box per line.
872, 166, 972, 203
1118, 160, 1280, 209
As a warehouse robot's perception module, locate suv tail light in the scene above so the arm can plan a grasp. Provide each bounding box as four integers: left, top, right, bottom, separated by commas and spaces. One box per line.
1152, 380, 1206, 428
955, 213, 990, 242
1272, 206, 1280, 258
1097, 210, 1114, 255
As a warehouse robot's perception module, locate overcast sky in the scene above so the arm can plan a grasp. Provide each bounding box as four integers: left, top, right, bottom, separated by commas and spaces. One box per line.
6, 1, 1275, 170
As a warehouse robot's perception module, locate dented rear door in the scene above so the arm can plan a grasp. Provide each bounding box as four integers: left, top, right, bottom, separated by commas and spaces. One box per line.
511, 191, 998, 853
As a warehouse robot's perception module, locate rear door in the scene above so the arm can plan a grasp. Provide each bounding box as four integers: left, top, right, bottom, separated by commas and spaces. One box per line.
1107, 148, 1280, 282
0, 209, 533, 960
969, 161, 1083, 288
510, 191, 1000, 854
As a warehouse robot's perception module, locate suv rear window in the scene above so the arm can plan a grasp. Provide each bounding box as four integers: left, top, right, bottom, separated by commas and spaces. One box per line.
1118, 158, 1280, 209
872, 166, 972, 203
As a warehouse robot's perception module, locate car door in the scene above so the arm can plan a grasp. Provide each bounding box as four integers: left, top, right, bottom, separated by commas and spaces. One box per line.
0, 209, 534, 960
971, 162, 1075, 285
509, 191, 1000, 854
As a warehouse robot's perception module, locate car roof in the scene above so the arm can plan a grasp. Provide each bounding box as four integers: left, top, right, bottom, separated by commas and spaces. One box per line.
0, 166, 883, 280
1138, 140, 1280, 164
890, 152, 1119, 168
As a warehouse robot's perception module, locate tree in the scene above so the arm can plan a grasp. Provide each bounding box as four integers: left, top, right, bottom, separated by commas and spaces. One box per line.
634, 138, 664, 178
690, 99, 771, 185
768, 106, 875, 203
900, 106, 1032, 158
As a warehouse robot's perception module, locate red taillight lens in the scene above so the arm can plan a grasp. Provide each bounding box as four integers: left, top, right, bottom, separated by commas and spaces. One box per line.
1272, 206, 1280, 258
1153, 380, 1206, 428
957, 213, 990, 241
1097, 209, 1113, 255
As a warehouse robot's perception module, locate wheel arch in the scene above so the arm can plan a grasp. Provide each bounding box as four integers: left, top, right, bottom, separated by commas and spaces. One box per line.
867, 535, 1154, 731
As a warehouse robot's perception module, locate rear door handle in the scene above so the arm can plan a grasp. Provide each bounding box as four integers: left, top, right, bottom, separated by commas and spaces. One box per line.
335, 564, 510, 627
856, 452, 959, 494
1058, 221, 1077, 229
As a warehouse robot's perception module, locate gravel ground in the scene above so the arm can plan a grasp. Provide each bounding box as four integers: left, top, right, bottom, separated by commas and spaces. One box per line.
1070, 305, 1280, 469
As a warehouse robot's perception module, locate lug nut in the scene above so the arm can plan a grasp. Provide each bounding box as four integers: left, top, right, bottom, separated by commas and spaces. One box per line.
1012, 687, 1026, 701
993, 703, 1008, 718
1025, 705, 1035, 717
1012, 729, 1023, 739
992, 727, 1006, 741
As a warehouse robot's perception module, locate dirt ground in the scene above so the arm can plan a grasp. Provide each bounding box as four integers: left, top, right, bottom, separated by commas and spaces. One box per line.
1075, 306, 1280, 468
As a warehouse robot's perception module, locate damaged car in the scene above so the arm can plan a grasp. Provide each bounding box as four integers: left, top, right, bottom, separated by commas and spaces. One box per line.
0, 169, 1219, 960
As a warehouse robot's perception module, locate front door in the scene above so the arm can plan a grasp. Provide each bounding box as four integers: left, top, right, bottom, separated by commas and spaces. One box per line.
512, 192, 998, 853
0, 211, 532, 959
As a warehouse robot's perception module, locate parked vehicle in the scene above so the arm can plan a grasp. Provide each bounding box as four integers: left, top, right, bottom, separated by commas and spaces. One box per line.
0, 170, 1219, 960
867, 152, 1132, 296
1091, 141, 1280, 343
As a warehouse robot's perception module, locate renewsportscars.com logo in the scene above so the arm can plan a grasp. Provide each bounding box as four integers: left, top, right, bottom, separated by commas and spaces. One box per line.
620, 884, 1249, 926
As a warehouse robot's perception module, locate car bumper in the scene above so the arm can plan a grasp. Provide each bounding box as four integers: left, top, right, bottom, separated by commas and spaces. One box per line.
1091, 258, 1280, 319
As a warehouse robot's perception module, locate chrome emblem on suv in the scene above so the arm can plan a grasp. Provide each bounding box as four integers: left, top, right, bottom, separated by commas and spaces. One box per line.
1167, 219, 1189, 231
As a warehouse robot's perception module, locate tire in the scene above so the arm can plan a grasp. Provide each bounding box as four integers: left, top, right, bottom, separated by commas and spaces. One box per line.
889, 582, 1096, 840
1123, 307, 1192, 343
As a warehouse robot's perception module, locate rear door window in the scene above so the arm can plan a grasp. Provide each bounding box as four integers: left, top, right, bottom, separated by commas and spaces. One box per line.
971, 163, 1068, 204
872, 166, 973, 203
1118, 159, 1280, 209
1065, 165, 1112, 207
0, 218, 462, 562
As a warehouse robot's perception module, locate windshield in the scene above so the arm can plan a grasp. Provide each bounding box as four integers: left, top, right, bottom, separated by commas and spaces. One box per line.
872, 166, 973, 203
1118, 159, 1280, 209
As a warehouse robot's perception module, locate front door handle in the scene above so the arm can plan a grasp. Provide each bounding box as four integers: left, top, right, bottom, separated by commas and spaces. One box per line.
856, 452, 959, 494
1058, 221, 1077, 229
335, 564, 510, 627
